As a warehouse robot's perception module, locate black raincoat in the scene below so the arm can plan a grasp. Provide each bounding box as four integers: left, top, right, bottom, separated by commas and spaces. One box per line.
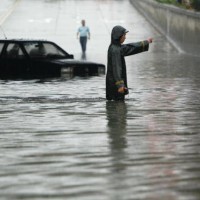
106, 25, 149, 100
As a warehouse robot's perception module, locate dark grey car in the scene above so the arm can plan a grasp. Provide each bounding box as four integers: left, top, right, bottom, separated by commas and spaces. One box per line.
0, 39, 105, 79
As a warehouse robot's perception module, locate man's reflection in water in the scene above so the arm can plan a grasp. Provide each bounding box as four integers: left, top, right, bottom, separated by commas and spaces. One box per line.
106, 101, 127, 153
106, 101, 128, 198
106, 101, 128, 174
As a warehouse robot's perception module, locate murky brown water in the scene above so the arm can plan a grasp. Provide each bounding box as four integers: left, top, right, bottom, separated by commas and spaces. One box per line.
1, 0, 200, 199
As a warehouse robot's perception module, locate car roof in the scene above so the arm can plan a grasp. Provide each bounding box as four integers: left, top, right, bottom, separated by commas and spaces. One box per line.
0, 39, 53, 43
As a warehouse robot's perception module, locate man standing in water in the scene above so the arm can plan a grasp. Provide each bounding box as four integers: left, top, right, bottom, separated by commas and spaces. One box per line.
106, 25, 153, 101
77, 19, 90, 55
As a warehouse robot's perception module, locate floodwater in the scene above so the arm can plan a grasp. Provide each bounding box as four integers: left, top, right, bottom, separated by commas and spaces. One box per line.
1, 0, 200, 200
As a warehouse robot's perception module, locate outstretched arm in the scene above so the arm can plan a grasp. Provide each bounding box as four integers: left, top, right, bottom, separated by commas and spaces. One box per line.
121, 38, 153, 56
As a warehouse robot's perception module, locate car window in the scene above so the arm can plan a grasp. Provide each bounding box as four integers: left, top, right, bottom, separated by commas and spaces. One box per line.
5, 43, 25, 59
0, 42, 4, 55
24, 42, 66, 59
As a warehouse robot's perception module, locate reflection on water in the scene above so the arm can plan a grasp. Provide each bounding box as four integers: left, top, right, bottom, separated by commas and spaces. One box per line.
107, 101, 127, 152
0, 68, 200, 199
106, 102, 129, 200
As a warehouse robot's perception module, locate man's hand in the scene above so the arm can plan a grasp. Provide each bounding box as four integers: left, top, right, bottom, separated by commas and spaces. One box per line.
147, 38, 153, 43
118, 87, 127, 94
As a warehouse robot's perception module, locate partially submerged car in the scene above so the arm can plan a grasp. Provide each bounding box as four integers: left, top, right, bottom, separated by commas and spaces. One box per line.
0, 39, 105, 79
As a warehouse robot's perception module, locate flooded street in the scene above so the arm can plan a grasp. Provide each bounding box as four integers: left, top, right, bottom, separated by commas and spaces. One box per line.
1, 0, 200, 199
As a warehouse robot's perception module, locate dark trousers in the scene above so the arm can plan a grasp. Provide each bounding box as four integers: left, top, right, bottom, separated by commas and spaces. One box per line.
80, 36, 87, 53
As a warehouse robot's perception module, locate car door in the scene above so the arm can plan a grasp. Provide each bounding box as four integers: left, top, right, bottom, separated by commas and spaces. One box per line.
0, 42, 6, 77
0, 42, 30, 78
24, 41, 61, 78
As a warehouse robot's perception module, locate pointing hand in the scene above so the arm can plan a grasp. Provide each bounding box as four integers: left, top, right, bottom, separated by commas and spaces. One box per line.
147, 38, 153, 43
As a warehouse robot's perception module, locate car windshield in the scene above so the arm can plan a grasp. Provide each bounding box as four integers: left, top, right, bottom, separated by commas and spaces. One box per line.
24, 42, 67, 59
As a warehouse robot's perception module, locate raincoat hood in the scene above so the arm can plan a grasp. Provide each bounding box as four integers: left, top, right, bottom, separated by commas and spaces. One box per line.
111, 25, 128, 44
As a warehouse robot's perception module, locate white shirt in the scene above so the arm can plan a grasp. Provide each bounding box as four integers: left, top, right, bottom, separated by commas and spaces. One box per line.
78, 26, 90, 37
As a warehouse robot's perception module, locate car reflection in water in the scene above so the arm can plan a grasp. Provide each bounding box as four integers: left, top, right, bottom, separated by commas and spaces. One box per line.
0, 39, 105, 79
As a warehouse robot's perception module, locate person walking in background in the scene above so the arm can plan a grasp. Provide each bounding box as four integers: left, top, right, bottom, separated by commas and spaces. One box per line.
77, 19, 90, 55
106, 25, 153, 101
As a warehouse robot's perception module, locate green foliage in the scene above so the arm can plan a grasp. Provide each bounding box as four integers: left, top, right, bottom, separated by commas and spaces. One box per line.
155, 0, 177, 3
192, 0, 200, 10
155, 0, 200, 10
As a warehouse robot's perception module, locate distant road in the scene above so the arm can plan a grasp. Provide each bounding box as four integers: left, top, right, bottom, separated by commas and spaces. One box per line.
0, 0, 158, 63
0, 0, 21, 25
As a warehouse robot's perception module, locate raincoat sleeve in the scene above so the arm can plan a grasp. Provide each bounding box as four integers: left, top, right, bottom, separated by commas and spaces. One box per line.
112, 48, 125, 88
121, 40, 149, 56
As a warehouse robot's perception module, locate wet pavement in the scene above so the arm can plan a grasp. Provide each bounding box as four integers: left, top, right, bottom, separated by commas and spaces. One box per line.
0, 0, 200, 200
